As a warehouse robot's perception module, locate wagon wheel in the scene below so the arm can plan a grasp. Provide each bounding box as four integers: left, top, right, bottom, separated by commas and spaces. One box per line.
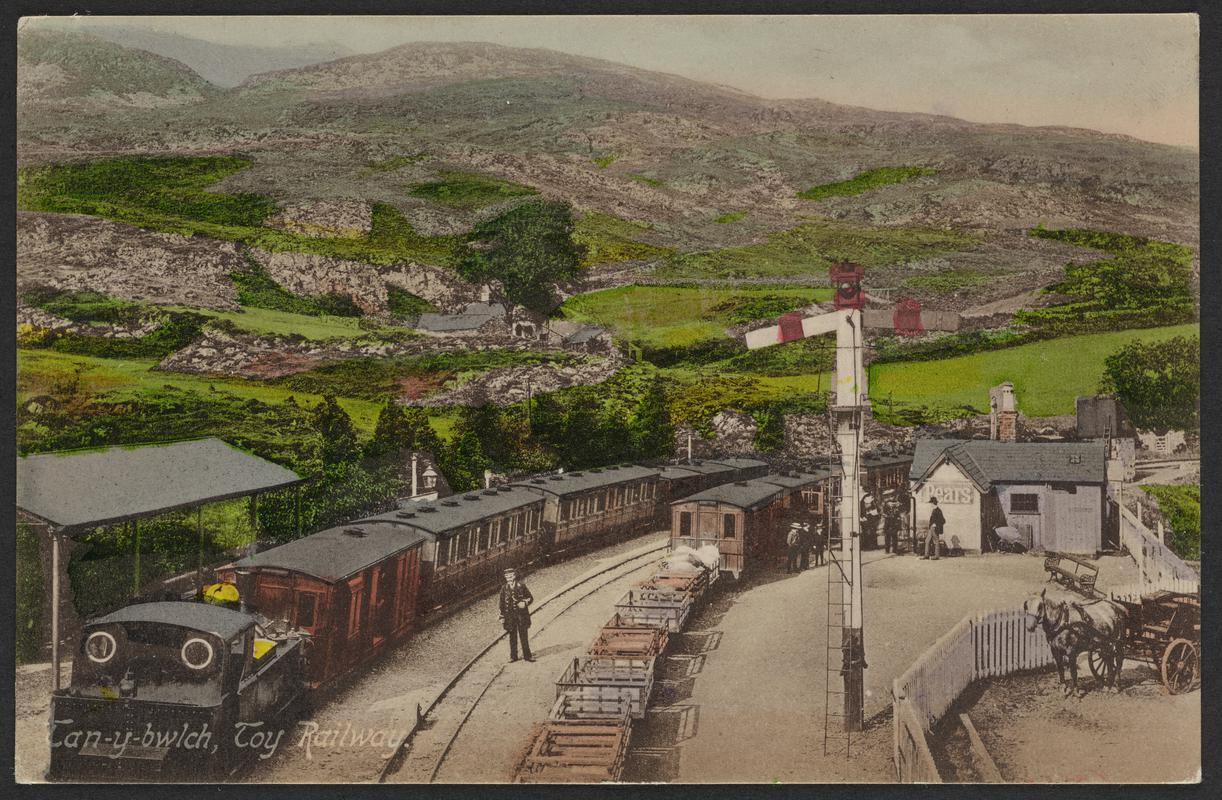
1088, 645, 1118, 684
1160, 638, 1199, 695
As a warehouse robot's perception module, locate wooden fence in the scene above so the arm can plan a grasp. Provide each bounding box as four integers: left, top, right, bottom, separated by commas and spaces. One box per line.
1118, 505, 1199, 594
893, 606, 1055, 782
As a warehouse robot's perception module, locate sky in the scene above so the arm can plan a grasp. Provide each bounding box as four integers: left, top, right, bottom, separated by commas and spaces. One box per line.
24, 14, 1199, 148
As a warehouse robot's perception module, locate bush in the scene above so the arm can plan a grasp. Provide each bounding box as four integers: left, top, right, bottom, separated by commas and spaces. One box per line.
386, 286, 436, 320
1140, 484, 1200, 561
1101, 335, 1199, 431
42, 311, 209, 359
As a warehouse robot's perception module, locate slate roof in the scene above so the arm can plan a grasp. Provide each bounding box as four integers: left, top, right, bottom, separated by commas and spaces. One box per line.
361, 487, 545, 538
910, 439, 1108, 490
675, 480, 783, 511
707, 458, 769, 472
414, 302, 505, 332
662, 461, 737, 478
755, 471, 824, 490
513, 465, 660, 498
17, 438, 304, 534
90, 601, 255, 640
233, 521, 429, 582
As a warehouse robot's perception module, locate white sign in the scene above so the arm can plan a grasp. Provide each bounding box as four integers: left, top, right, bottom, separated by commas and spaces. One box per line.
925, 484, 975, 505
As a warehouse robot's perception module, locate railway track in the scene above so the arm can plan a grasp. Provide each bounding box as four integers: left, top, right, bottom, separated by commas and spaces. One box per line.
380, 540, 669, 783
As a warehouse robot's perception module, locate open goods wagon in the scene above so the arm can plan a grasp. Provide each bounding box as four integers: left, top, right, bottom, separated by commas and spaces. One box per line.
615, 587, 692, 632
556, 655, 656, 720
588, 615, 669, 658
514, 719, 630, 784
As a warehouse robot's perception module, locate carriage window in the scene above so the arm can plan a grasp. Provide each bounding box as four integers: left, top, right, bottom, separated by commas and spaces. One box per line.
436, 539, 449, 567
479, 523, 491, 550
724, 514, 736, 539
348, 580, 364, 636
679, 512, 692, 536
1010, 494, 1040, 513
296, 593, 317, 629
597, 493, 606, 512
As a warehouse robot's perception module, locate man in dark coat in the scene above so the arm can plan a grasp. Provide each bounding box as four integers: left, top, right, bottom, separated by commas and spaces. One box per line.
812, 524, 826, 566
923, 497, 946, 560
785, 523, 802, 573
882, 496, 903, 554
797, 522, 813, 570
499, 568, 534, 662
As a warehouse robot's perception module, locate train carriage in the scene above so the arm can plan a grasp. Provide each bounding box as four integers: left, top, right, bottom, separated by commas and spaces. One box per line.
515, 465, 661, 555
218, 521, 428, 689
364, 486, 547, 614
669, 480, 788, 578
48, 602, 304, 780
707, 457, 770, 481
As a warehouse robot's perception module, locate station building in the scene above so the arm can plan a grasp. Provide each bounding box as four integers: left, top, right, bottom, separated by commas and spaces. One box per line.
908, 438, 1109, 554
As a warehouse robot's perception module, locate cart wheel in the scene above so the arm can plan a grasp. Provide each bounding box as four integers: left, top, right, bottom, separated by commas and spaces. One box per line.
1088, 646, 1116, 683
1160, 638, 1199, 695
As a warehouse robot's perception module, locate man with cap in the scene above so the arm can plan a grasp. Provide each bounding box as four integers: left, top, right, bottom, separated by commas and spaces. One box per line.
923, 497, 946, 560
499, 567, 534, 662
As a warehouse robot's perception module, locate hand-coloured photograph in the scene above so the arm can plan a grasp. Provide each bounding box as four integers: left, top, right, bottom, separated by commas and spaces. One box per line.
14, 12, 1200, 785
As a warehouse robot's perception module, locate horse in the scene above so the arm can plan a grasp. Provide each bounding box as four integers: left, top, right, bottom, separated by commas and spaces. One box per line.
1024, 588, 1128, 696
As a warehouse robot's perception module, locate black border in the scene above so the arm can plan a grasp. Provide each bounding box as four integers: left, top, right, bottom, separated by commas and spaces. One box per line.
3, 2, 1216, 800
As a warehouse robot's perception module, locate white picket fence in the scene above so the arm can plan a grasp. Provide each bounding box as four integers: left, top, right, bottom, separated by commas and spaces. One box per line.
1118, 505, 1199, 595
892, 606, 1055, 782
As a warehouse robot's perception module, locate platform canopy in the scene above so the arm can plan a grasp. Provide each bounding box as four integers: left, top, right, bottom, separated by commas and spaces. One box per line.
17, 437, 304, 535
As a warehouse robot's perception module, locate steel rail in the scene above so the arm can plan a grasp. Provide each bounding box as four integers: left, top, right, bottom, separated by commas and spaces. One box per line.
378, 540, 668, 783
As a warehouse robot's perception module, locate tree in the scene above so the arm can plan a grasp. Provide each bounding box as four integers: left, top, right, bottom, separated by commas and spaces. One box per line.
752, 407, 787, 453
365, 398, 413, 460
456, 200, 585, 314
1100, 335, 1199, 431
630, 376, 675, 460
310, 394, 360, 466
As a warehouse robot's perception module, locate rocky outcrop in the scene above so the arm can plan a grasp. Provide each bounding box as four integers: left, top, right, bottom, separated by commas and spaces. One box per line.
17, 306, 162, 339
412, 351, 626, 408
157, 327, 557, 381
265, 199, 372, 238
17, 212, 245, 309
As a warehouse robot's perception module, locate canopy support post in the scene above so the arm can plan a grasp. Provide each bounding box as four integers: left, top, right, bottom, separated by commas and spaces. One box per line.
248, 494, 260, 558
294, 487, 301, 539
51, 528, 61, 693
197, 505, 205, 585
132, 519, 141, 597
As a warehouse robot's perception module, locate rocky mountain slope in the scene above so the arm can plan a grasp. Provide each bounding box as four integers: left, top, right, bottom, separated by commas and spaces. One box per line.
17, 33, 1199, 307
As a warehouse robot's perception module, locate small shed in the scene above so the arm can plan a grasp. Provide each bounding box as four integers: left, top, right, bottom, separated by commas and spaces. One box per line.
909, 439, 1108, 554
16, 438, 305, 690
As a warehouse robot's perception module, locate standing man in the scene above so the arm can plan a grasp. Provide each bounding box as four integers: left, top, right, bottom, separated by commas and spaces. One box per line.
797, 522, 812, 570
882, 495, 902, 554
860, 491, 882, 550
812, 523, 826, 567
785, 523, 802, 573
499, 568, 534, 662
923, 497, 945, 560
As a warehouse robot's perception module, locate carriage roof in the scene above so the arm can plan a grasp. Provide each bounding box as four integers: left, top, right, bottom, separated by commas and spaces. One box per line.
233, 521, 429, 582
675, 480, 783, 511
512, 464, 659, 497
90, 601, 255, 640
363, 486, 545, 535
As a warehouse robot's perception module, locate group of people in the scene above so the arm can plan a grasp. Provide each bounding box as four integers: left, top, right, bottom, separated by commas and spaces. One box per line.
785, 520, 827, 573
860, 490, 907, 554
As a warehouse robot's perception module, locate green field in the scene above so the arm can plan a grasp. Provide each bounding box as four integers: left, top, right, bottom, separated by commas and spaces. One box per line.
17, 348, 460, 437
870, 323, 1199, 419
559, 284, 833, 348
168, 305, 410, 341
659, 219, 978, 279
408, 170, 538, 209
18, 156, 457, 267
572, 212, 675, 267
798, 165, 937, 201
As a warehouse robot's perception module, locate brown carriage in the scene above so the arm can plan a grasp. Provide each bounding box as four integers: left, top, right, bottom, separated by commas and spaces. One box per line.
1092, 590, 1200, 694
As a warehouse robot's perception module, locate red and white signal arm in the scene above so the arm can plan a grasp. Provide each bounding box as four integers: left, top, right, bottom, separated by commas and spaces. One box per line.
893, 298, 924, 337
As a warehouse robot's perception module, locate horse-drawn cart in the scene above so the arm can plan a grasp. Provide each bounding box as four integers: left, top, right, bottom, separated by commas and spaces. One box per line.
1092, 590, 1200, 694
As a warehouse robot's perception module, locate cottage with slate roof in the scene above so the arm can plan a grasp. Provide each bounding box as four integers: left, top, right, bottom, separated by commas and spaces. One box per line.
908, 439, 1109, 554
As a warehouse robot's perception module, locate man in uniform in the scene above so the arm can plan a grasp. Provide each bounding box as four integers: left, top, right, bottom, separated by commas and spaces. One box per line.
499, 568, 534, 662
860, 491, 882, 549
812, 523, 826, 567
881, 494, 903, 554
923, 497, 946, 560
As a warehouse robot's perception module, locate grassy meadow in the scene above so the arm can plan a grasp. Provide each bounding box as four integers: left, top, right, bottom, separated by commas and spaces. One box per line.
869, 323, 1199, 419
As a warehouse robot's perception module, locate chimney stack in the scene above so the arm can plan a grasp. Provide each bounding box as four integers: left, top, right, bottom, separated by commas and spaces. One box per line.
989, 382, 1018, 443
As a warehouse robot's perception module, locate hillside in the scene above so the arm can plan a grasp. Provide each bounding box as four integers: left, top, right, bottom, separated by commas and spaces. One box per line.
17, 29, 216, 109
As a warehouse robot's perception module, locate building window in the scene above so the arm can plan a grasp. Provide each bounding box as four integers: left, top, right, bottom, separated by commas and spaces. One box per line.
1010, 493, 1040, 514
679, 511, 692, 536
724, 514, 736, 539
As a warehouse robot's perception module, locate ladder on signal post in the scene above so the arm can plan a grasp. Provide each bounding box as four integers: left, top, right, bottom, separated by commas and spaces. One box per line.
823, 515, 861, 757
